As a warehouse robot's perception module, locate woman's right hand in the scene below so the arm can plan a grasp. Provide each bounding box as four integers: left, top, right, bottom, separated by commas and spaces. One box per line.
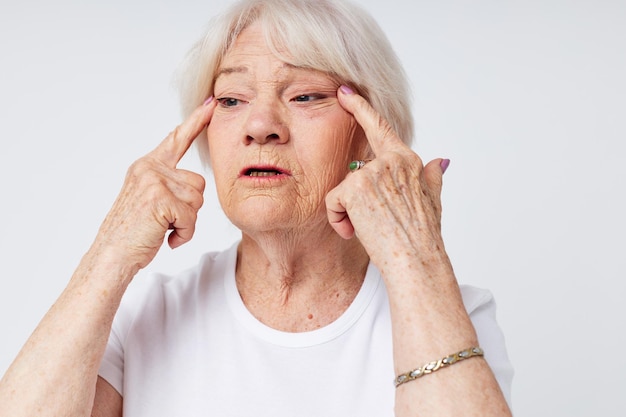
92, 98, 216, 272
0, 99, 216, 417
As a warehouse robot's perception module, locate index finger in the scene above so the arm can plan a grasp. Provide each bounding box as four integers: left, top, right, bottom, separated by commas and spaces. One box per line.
337, 86, 404, 156
153, 97, 216, 167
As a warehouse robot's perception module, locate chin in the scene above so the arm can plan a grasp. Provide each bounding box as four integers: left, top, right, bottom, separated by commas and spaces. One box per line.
227, 202, 327, 238
226, 201, 292, 233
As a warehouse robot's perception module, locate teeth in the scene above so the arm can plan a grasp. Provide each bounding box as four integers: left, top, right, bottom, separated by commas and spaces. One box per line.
249, 171, 279, 177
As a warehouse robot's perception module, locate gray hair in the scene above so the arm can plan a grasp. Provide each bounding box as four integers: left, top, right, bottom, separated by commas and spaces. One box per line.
174, 0, 413, 166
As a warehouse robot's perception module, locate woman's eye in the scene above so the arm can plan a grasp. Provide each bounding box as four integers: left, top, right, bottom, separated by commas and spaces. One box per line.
293, 94, 320, 102
216, 97, 240, 107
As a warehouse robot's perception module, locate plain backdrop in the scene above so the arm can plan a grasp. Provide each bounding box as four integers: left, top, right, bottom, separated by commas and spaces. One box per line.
1, 0, 624, 415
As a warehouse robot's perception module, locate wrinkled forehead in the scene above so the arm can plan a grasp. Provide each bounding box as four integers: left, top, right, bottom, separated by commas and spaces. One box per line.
215, 21, 338, 86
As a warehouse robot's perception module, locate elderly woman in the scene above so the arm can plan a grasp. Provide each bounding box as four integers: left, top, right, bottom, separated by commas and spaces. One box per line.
0, 0, 513, 416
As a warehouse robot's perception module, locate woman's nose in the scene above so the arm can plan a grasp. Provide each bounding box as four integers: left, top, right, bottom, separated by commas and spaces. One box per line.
244, 99, 289, 145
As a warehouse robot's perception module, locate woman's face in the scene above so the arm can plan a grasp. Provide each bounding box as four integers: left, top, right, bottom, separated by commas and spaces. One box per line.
207, 22, 367, 235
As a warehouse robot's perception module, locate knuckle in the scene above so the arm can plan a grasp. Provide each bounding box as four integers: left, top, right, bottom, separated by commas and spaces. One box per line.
179, 205, 198, 226
387, 152, 405, 165
127, 158, 150, 176
350, 171, 374, 194
191, 192, 204, 210
197, 175, 206, 191
407, 152, 423, 169
144, 181, 166, 200
184, 171, 206, 192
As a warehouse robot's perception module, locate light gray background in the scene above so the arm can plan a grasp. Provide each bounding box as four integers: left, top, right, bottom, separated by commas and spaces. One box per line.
1, 0, 624, 415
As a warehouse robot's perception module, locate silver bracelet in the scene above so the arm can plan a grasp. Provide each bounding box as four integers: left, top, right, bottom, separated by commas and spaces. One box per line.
394, 346, 484, 387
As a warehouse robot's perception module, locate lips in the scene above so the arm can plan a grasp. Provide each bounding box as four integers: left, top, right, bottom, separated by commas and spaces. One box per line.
240, 165, 290, 178
248, 170, 280, 177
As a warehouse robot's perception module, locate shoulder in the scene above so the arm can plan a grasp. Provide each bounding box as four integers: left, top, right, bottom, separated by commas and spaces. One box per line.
116, 244, 237, 328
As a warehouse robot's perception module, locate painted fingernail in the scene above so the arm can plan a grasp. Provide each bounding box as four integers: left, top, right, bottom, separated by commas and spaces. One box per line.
340, 85, 354, 95
203, 96, 214, 105
440, 158, 451, 174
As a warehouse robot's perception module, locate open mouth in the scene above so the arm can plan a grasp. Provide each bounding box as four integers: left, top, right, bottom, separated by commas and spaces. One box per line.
241, 166, 289, 177
246, 170, 281, 177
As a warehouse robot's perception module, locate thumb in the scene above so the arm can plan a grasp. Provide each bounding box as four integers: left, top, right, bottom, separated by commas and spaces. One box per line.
423, 158, 450, 197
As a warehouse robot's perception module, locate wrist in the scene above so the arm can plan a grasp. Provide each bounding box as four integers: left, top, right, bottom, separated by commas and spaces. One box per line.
75, 242, 142, 290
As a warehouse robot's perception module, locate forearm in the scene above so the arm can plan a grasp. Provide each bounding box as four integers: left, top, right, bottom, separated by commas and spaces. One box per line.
0, 100, 212, 417
383, 255, 512, 417
0, 247, 136, 417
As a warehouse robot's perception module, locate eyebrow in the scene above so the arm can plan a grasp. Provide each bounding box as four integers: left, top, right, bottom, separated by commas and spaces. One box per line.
215, 63, 303, 80
215, 66, 248, 79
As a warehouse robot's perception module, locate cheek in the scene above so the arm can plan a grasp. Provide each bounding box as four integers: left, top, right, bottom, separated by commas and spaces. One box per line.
206, 118, 234, 166
296, 117, 359, 188
206, 115, 225, 148
206, 125, 218, 161
318, 117, 360, 168
351, 127, 370, 158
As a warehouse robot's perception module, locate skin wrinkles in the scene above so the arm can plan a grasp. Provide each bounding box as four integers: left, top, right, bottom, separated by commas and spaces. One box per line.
214, 80, 341, 121
0, 7, 510, 416
234, 227, 368, 329
208, 22, 369, 330
209, 36, 364, 235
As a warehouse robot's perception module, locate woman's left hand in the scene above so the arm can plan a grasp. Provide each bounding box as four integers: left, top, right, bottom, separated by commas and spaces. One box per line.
326, 86, 450, 277
328, 87, 511, 417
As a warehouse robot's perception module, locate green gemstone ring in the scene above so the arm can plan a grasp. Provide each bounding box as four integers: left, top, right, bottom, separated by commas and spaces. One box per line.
349, 160, 367, 172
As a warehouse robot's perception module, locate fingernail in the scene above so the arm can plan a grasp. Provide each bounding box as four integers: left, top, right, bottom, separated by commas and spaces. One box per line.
339, 85, 354, 95
203, 96, 214, 105
440, 158, 451, 174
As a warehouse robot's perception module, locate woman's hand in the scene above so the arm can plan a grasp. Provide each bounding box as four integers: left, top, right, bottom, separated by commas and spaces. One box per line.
326, 87, 449, 277
328, 87, 511, 417
0, 100, 216, 417
92, 98, 216, 271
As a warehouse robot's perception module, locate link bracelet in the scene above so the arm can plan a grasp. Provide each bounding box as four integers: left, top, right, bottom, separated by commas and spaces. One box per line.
394, 346, 484, 388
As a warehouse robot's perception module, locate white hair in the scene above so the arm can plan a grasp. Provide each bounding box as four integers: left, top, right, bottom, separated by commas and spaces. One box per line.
174, 0, 413, 166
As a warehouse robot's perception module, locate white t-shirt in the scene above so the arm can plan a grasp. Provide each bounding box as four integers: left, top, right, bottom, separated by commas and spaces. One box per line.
99, 242, 513, 416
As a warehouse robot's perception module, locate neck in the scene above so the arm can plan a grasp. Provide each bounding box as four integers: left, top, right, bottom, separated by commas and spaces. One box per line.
235, 225, 370, 332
